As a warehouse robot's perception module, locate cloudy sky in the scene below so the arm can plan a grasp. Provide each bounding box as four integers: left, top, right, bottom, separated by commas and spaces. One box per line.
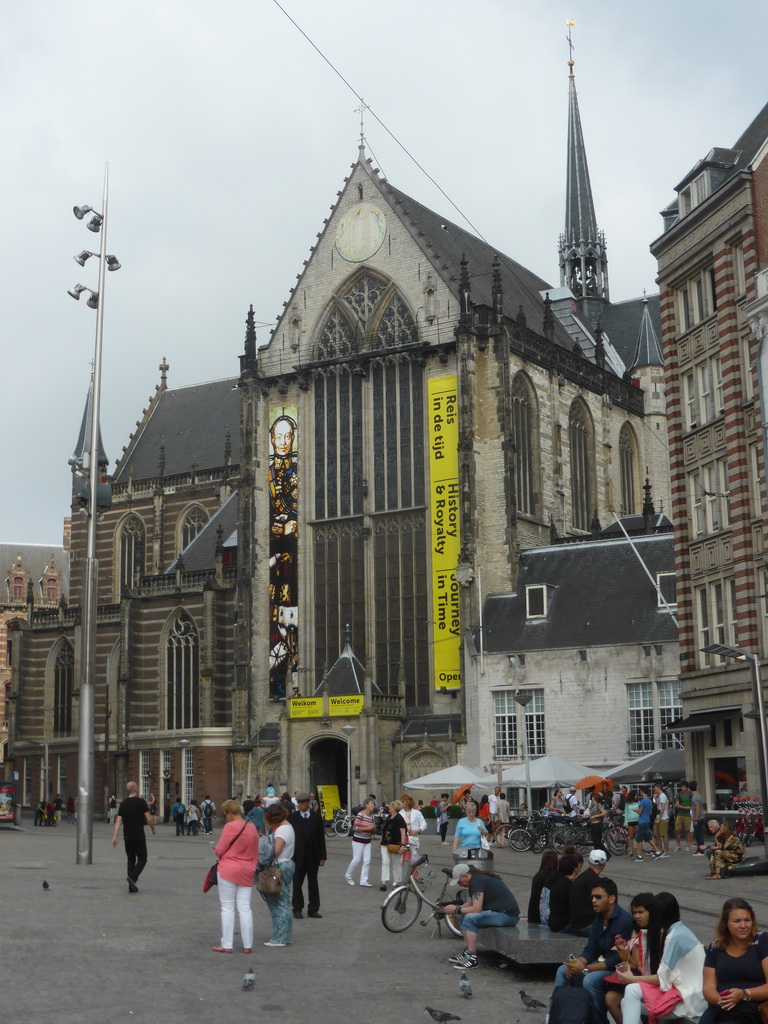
2, 0, 764, 546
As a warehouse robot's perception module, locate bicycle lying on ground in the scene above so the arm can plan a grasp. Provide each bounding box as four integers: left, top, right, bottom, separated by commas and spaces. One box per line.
380, 854, 467, 937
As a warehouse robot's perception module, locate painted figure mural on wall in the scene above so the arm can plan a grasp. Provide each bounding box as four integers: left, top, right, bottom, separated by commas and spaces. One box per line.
268, 412, 298, 698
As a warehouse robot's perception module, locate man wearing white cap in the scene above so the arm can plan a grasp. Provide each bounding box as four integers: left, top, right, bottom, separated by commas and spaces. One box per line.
569, 849, 608, 935
440, 863, 520, 971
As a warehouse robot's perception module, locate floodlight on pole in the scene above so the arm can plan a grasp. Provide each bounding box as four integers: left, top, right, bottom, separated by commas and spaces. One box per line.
701, 642, 768, 850
70, 164, 120, 866
514, 691, 533, 815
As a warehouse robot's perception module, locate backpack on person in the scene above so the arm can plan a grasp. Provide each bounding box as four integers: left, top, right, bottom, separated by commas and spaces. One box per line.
203, 801, 213, 818
549, 984, 594, 1024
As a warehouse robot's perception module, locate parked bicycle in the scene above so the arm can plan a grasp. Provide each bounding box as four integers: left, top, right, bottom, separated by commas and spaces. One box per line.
732, 799, 764, 847
380, 854, 467, 937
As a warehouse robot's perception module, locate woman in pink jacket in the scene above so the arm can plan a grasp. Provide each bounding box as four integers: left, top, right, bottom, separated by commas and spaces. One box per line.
212, 799, 260, 953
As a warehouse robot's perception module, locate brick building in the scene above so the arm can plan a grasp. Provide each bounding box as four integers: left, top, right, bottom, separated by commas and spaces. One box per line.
651, 101, 768, 810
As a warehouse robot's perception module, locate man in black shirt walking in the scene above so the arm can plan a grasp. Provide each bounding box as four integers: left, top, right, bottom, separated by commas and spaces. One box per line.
111, 781, 156, 893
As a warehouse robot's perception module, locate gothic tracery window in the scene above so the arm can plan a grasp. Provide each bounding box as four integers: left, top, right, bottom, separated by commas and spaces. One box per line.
166, 611, 199, 731
180, 505, 209, 554
619, 423, 638, 515
53, 640, 74, 736
510, 372, 539, 516
119, 515, 145, 592
342, 273, 386, 326
569, 400, 595, 532
376, 297, 417, 348
316, 308, 356, 361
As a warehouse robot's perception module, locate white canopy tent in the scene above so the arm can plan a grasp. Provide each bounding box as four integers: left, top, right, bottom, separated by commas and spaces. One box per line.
402, 763, 486, 790
473, 755, 597, 790
605, 748, 686, 783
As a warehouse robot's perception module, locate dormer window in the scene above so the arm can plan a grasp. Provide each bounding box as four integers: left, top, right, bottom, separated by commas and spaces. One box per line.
526, 584, 549, 618
11, 576, 24, 601
679, 171, 709, 218
657, 572, 677, 609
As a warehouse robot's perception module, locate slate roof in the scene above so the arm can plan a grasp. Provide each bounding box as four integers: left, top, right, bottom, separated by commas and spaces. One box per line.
600, 294, 662, 369
166, 493, 238, 573
480, 534, 677, 653
114, 378, 240, 483
380, 180, 577, 352
1, 543, 70, 599
564, 73, 599, 251
312, 637, 382, 696
674, 100, 768, 192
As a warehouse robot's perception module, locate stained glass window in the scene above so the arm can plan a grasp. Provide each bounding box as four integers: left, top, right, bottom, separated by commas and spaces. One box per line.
569, 401, 594, 532
619, 423, 638, 515
53, 641, 74, 736
119, 515, 145, 592
166, 612, 199, 731
510, 372, 538, 516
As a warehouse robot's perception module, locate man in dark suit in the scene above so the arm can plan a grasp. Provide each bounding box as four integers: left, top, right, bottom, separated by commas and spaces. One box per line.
288, 793, 327, 919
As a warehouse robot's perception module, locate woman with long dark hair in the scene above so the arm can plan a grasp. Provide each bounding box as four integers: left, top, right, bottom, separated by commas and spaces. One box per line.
701, 897, 768, 1024
547, 848, 582, 933
527, 850, 558, 924
616, 891, 706, 1024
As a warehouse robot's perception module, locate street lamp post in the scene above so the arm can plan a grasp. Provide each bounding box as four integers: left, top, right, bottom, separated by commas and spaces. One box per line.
340, 724, 356, 816
514, 691, 533, 815
702, 642, 768, 850
69, 165, 120, 865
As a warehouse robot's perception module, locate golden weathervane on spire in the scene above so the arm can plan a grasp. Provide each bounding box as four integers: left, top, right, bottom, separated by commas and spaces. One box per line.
566, 19, 575, 72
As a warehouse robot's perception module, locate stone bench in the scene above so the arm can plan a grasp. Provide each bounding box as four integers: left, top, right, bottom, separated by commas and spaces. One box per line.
476, 920, 578, 965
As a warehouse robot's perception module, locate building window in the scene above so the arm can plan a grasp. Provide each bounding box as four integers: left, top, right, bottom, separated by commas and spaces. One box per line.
750, 445, 763, 518
180, 505, 209, 554
657, 572, 677, 609
23, 756, 31, 806
526, 585, 547, 619
11, 576, 24, 601
569, 400, 594, 532
183, 746, 194, 807
697, 587, 711, 666
510, 372, 539, 516
493, 691, 518, 758
119, 515, 145, 592
166, 612, 199, 731
57, 754, 66, 797
521, 689, 546, 756
659, 679, 683, 749
53, 641, 74, 736
619, 424, 638, 515
371, 357, 425, 512
684, 371, 697, 430
712, 355, 723, 415
734, 245, 746, 296
723, 719, 733, 746
44, 577, 58, 603
140, 750, 150, 798
690, 459, 729, 536
627, 682, 654, 755
162, 748, 171, 786
677, 267, 714, 330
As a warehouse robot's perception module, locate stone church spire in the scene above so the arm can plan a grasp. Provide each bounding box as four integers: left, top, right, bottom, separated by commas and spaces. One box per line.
70, 374, 109, 471
559, 28, 609, 324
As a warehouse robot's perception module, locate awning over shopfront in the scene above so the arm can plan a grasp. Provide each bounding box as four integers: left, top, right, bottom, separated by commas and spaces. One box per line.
663, 707, 741, 733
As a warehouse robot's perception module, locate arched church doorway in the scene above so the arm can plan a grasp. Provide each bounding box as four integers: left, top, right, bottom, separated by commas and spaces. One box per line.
308, 738, 347, 809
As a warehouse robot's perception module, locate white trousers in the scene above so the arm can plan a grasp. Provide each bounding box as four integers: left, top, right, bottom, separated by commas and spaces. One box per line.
217, 876, 253, 951
380, 846, 403, 886
346, 841, 372, 884
620, 983, 647, 1024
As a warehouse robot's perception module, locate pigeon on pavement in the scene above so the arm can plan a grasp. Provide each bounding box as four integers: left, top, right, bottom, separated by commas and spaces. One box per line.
458, 972, 472, 998
520, 990, 546, 1011
242, 967, 255, 990
42, 880, 49, 891
425, 1009, 461, 1023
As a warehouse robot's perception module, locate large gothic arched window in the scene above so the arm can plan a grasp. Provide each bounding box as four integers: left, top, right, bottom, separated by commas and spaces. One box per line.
166, 611, 199, 731
179, 505, 209, 554
510, 372, 539, 516
119, 515, 145, 592
619, 423, 639, 515
53, 640, 74, 736
569, 400, 595, 532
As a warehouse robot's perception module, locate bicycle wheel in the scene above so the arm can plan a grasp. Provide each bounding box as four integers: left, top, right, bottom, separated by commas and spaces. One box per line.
334, 818, 350, 837
531, 828, 546, 854
566, 826, 590, 852
507, 828, 531, 852
550, 827, 568, 854
381, 885, 423, 932
444, 886, 468, 937
605, 827, 628, 857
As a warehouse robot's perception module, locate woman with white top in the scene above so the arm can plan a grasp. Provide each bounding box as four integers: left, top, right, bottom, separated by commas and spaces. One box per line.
262, 803, 296, 946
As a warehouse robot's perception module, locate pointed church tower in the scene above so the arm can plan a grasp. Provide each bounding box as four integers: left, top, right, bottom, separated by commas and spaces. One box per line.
559, 39, 609, 324
70, 376, 109, 474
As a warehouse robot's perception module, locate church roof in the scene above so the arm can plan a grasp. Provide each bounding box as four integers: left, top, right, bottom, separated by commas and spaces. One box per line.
600, 294, 662, 369
114, 378, 240, 483
379, 180, 577, 351
312, 635, 382, 696
480, 533, 677, 654
166, 492, 238, 573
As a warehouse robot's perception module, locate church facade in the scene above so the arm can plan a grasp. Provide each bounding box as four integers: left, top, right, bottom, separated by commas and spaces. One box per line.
6, 65, 673, 813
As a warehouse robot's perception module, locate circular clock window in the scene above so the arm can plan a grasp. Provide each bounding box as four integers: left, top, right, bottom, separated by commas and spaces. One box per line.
334, 203, 387, 262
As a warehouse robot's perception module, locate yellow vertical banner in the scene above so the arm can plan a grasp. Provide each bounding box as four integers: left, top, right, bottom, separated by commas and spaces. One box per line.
428, 376, 461, 690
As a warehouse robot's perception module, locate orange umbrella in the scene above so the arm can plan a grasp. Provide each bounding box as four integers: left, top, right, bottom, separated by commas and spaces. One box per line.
452, 783, 474, 804
577, 775, 614, 791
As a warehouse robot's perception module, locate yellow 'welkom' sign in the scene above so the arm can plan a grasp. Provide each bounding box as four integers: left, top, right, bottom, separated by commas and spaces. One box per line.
288, 695, 364, 718
428, 376, 461, 691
